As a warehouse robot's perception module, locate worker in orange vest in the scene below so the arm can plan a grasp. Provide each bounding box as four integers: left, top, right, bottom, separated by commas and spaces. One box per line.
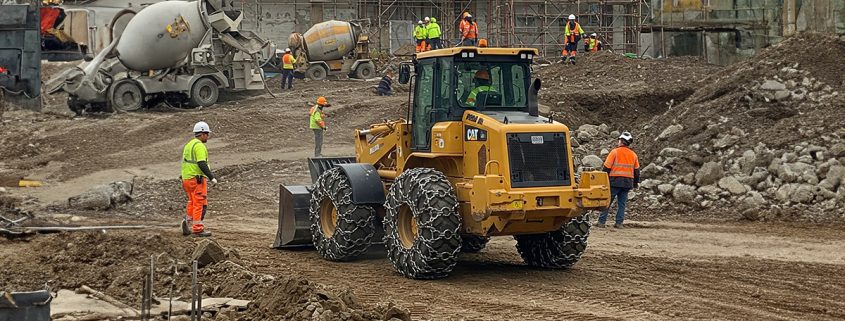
584, 33, 603, 52
562, 14, 584, 65
597, 132, 640, 228
460, 14, 479, 47
281, 48, 296, 90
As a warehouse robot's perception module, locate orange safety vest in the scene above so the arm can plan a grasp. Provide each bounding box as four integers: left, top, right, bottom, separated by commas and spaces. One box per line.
459, 19, 470, 34
564, 21, 583, 43
603, 146, 640, 178
282, 53, 295, 69
464, 22, 478, 39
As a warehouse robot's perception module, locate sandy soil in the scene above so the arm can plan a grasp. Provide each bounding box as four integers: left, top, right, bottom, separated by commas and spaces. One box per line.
1, 60, 844, 320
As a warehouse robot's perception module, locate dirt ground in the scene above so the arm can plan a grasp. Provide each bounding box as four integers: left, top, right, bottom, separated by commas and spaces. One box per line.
2, 52, 845, 320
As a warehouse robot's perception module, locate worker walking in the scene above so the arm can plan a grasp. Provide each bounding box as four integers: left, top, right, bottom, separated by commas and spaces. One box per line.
584, 33, 603, 52
426, 17, 442, 50
460, 14, 479, 47
597, 132, 640, 228
562, 14, 584, 64
310, 97, 330, 157
281, 48, 296, 90
180, 121, 217, 237
414, 20, 428, 53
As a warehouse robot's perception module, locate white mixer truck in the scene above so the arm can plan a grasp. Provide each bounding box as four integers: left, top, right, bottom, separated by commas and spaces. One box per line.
288, 20, 376, 81
48, 0, 271, 114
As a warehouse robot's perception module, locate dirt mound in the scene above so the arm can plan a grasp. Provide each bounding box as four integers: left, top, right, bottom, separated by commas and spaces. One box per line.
570, 33, 845, 223
0, 231, 407, 320
536, 52, 721, 129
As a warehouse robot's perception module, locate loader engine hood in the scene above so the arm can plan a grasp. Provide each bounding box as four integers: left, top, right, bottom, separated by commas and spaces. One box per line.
479, 111, 551, 124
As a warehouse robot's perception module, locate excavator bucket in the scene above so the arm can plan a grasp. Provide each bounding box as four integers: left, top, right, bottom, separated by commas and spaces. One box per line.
273, 157, 356, 248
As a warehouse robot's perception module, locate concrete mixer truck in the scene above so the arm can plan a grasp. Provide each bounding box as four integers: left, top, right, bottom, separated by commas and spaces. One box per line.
47, 0, 271, 114
288, 20, 376, 81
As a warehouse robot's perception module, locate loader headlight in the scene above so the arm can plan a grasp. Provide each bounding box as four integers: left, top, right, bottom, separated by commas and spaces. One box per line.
462, 52, 468, 58
468, 52, 475, 58
520, 53, 527, 59
528, 54, 534, 59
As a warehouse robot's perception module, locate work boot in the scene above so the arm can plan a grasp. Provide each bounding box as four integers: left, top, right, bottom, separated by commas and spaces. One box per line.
570, 57, 576, 65
595, 222, 606, 228
613, 223, 624, 229
192, 231, 212, 237
180, 219, 191, 236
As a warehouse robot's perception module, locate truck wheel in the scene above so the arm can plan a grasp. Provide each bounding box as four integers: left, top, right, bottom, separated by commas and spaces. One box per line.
461, 235, 490, 253
384, 168, 461, 279
306, 64, 328, 81
514, 212, 591, 268
354, 62, 375, 79
189, 78, 219, 107
109, 79, 144, 112
309, 167, 375, 261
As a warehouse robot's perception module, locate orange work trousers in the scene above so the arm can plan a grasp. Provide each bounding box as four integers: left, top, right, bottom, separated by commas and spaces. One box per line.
415, 39, 427, 53
182, 176, 208, 233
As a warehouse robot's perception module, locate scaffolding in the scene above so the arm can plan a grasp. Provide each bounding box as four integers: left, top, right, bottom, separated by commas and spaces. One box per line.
353, 0, 649, 56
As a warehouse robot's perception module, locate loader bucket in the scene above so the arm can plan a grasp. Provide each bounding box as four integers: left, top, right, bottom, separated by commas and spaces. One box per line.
273, 185, 314, 248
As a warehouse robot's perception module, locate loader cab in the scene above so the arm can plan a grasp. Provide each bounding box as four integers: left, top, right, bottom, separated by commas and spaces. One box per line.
404, 48, 538, 151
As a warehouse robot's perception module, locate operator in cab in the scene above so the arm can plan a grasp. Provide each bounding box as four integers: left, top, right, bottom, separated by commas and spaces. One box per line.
465, 70, 496, 107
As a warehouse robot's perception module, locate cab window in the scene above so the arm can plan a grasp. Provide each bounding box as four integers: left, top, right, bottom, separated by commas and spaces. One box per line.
455, 61, 528, 109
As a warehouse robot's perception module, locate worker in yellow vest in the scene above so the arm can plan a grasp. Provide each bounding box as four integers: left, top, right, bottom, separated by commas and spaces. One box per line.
180, 121, 217, 237
281, 48, 296, 90
414, 20, 428, 53
584, 33, 603, 52
309, 97, 331, 157
425, 17, 442, 50
562, 14, 584, 64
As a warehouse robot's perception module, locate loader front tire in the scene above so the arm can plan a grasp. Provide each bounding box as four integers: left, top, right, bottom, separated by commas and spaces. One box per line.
461, 235, 490, 253
309, 167, 375, 261
384, 168, 461, 279
514, 212, 591, 269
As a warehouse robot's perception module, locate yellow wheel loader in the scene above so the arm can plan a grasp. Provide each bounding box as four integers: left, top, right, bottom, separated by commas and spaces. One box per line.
275, 47, 611, 279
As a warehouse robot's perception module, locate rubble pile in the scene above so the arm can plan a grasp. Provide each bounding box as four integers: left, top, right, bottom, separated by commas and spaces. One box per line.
570, 33, 845, 223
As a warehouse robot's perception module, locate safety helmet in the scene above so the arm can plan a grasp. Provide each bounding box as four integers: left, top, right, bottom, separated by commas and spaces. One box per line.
417, 20, 423, 25
568, 14, 576, 20
591, 33, 597, 37
474, 70, 490, 81
424, 17, 430, 22
619, 131, 634, 145
285, 48, 291, 52
430, 17, 437, 23
316, 96, 329, 106
193, 121, 211, 134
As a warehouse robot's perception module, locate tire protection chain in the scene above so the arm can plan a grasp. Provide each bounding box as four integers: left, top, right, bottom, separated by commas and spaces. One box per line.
514, 212, 592, 268
309, 168, 375, 261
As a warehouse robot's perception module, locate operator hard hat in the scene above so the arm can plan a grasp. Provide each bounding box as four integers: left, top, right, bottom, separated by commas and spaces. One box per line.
474, 70, 490, 81
619, 131, 634, 145
568, 14, 576, 20
316, 96, 330, 106
193, 121, 211, 134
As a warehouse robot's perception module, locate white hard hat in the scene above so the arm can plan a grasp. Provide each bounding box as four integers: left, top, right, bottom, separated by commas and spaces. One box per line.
424, 17, 430, 22
285, 48, 291, 52
591, 32, 597, 37
417, 20, 423, 24
619, 131, 633, 145
193, 121, 211, 134
568, 14, 576, 20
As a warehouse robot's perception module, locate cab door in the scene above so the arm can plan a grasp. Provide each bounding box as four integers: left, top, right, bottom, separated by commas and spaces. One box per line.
411, 60, 435, 151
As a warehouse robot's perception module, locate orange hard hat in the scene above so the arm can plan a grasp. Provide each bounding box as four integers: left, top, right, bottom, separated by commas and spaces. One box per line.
474, 70, 490, 80
317, 96, 328, 106
478, 39, 488, 47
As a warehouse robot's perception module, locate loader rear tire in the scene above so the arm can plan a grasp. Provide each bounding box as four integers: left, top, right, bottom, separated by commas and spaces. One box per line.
514, 212, 591, 269
309, 167, 375, 261
461, 235, 490, 253
384, 168, 461, 279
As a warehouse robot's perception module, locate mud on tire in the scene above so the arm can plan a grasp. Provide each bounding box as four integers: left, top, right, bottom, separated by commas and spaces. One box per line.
461, 235, 490, 253
309, 167, 375, 261
384, 168, 461, 279
514, 212, 591, 268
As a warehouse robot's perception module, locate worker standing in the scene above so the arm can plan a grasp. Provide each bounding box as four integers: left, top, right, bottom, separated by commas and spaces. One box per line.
426, 17, 442, 50
461, 15, 479, 47
596, 132, 640, 228
584, 33, 603, 52
310, 97, 330, 157
180, 121, 217, 237
458, 12, 470, 44
414, 20, 428, 53
562, 14, 584, 64
281, 48, 296, 91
